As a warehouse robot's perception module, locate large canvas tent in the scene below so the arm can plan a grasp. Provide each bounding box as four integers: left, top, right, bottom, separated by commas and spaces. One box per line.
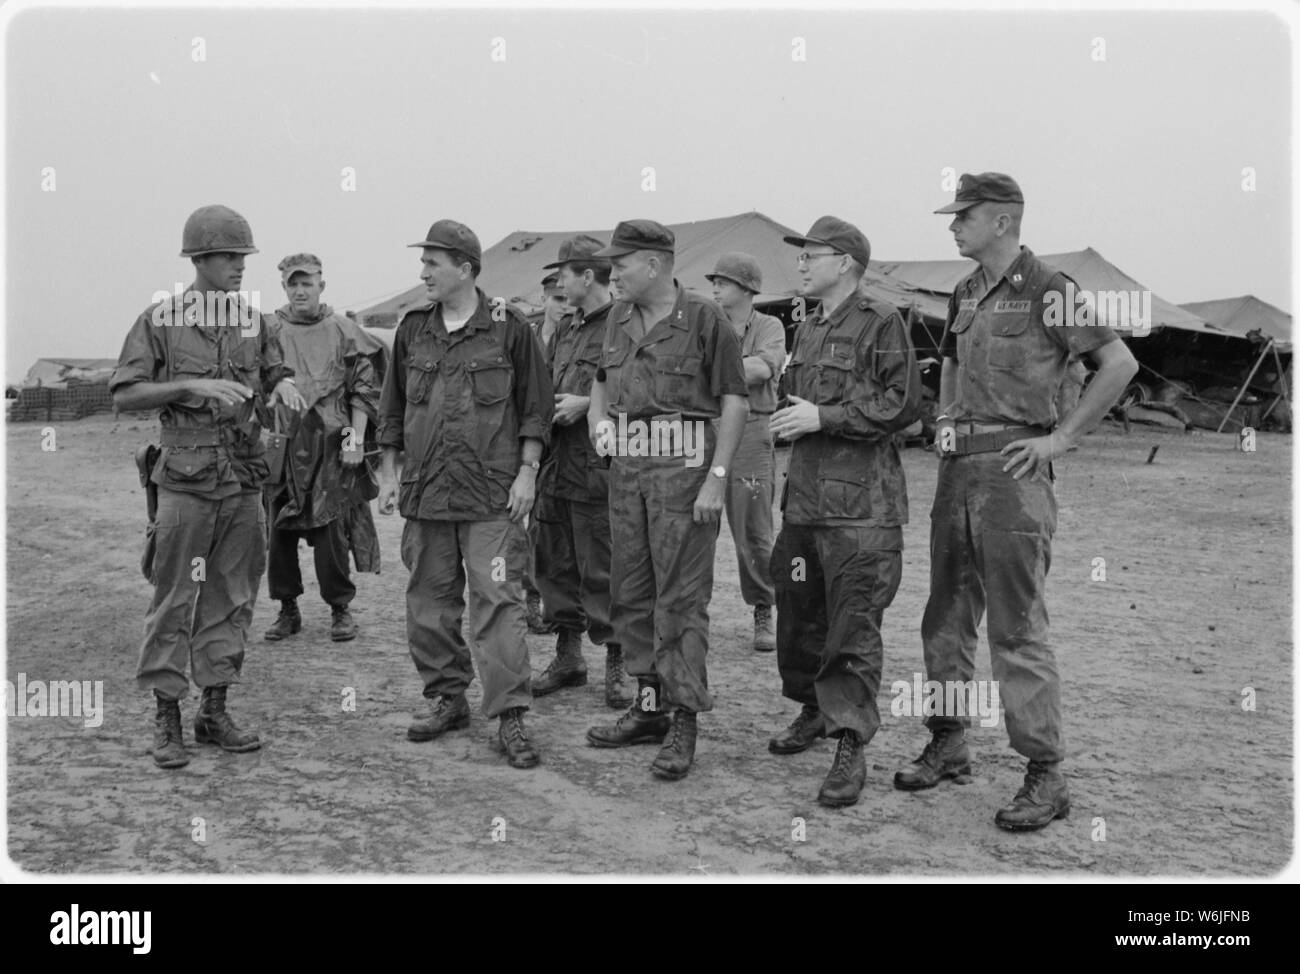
1180, 295, 1293, 430
1181, 295, 1292, 352
354, 211, 949, 337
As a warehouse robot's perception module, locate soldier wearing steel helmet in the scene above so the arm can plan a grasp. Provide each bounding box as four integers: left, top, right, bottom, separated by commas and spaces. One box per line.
111, 204, 305, 770
705, 252, 786, 653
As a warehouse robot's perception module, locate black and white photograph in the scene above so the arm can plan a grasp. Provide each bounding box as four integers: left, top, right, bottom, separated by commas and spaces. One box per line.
2, 0, 1293, 893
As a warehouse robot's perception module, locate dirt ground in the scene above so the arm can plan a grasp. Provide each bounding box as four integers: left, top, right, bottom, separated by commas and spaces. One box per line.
4, 411, 1292, 877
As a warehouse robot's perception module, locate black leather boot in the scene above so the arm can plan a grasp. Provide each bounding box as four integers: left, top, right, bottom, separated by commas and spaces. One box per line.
193, 685, 261, 752
586, 679, 670, 747
152, 693, 190, 769
532, 629, 587, 696
817, 730, 866, 807
893, 726, 972, 790
407, 694, 471, 741
498, 707, 540, 768
768, 704, 827, 754
650, 710, 698, 781
994, 760, 1070, 831
264, 598, 302, 641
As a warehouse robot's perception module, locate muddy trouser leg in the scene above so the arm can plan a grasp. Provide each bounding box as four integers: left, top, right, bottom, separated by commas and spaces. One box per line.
265, 492, 303, 602
401, 517, 474, 702
609, 456, 656, 687
309, 515, 356, 607
570, 497, 614, 646
460, 519, 533, 718
724, 415, 776, 607
534, 493, 585, 632
646, 454, 716, 714
968, 454, 1062, 762
190, 491, 265, 689
921, 456, 985, 734
137, 489, 218, 700
813, 528, 902, 743
772, 522, 826, 708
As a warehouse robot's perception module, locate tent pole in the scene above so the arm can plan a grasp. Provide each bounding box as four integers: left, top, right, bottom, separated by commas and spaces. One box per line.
1216, 339, 1271, 433
1270, 342, 1291, 412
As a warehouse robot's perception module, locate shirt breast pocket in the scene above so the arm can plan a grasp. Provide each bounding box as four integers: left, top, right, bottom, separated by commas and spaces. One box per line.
466, 356, 513, 405
814, 349, 856, 402
655, 353, 703, 398
405, 347, 439, 404
226, 341, 261, 386
988, 315, 1030, 371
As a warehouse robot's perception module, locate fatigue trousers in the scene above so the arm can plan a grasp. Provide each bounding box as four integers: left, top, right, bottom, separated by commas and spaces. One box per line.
401, 517, 532, 718
723, 413, 776, 607
772, 523, 902, 740
608, 446, 718, 714
534, 492, 614, 644
137, 488, 266, 700
266, 494, 355, 607
920, 453, 1062, 762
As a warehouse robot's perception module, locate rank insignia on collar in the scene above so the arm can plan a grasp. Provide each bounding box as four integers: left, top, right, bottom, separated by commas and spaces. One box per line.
1012, 274, 1023, 284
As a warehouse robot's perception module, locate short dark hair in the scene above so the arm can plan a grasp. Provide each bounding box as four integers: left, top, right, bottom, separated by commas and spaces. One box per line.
445, 248, 481, 278
567, 260, 611, 286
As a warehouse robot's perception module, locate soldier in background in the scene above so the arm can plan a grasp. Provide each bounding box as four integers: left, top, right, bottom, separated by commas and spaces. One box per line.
523, 273, 571, 634
706, 253, 786, 652
111, 205, 305, 769
263, 253, 384, 644
530, 235, 632, 707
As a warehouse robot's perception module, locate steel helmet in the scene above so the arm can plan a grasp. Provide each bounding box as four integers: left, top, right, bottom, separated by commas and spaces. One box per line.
179, 205, 259, 257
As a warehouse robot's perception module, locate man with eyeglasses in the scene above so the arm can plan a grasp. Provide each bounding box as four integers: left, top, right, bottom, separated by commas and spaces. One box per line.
894, 173, 1137, 831
767, 216, 921, 808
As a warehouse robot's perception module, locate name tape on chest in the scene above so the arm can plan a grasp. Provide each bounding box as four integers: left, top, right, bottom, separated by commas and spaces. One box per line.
994, 300, 1031, 313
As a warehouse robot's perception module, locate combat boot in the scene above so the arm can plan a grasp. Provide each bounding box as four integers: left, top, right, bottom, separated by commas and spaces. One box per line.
330, 604, 358, 642
532, 629, 587, 696
893, 726, 972, 790
604, 643, 634, 709
526, 590, 556, 634
264, 599, 302, 641
994, 760, 1071, 831
193, 685, 261, 752
817, 731, 866, 807
151, 693, 190, 769
768, 704, 827, 754
650, 710, 698, 780
752, 603, 776, 652
498, 707, 540, 769
586, 679, 671, 748
407, 694, 471, 742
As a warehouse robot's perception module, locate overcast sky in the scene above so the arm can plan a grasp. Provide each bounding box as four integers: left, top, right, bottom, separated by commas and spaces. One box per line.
3, 4, 1292, 382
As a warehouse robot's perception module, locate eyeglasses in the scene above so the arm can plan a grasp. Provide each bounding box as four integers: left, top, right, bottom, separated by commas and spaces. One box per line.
797, 251, 843, 265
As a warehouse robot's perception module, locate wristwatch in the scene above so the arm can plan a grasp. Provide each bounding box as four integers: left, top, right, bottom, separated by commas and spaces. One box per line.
522, 459, 540, 472
710, 465, 727, 479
